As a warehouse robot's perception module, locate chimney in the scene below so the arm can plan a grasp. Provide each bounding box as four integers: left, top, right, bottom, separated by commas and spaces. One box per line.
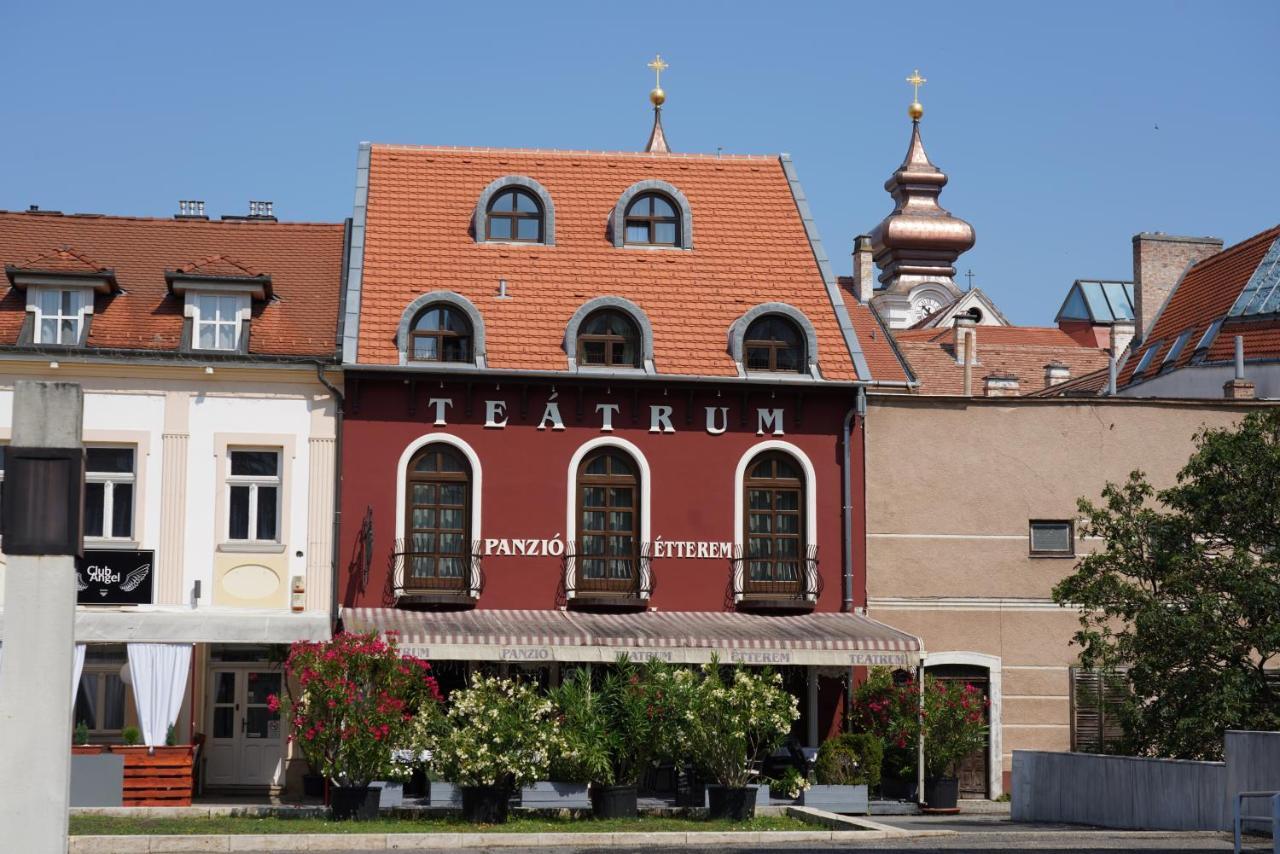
176, 200, 207, 220
1044, 361, 1071, 388
851, 235, 876, 304
1110, 319, 1136, 356
953, 313, 978, 366
1132, 233, 1222, 343
1223, 335, 1256, 399
984, 372, 1020, 397
248, 200, 276, 220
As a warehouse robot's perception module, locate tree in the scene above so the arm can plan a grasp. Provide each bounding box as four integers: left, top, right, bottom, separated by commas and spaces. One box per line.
1053, 410, 1280, 759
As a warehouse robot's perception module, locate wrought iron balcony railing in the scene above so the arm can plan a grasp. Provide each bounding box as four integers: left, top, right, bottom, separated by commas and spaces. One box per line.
391, 538, 485, 602
562, 541, 654, 603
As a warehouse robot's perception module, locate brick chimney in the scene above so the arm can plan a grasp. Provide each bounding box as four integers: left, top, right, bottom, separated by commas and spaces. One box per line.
1044, 361, 1070, 388
851, 235, 876, 304
1110, 319, 1136, 356
1132, 233, 1222, 344
984, 372, 1020, 397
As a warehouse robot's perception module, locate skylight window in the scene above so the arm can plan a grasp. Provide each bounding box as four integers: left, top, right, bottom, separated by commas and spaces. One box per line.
1194, 317, 1225, 355
1227, 237, 1280, 318
1161, 329, 1193, 370
1132, 341, 1162, 378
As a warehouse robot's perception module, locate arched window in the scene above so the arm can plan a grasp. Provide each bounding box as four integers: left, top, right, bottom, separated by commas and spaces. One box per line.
623, 193, 679, 246
576, 309, 641, 367
485, 188, 543, 242
409, 304, 472, 363
743, 451, 805, 596
576, 448, 640, 594
744, 315, 805, 373
405, 445, 471, 592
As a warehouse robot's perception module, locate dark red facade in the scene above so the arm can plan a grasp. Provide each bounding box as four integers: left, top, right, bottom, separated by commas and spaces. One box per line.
338, 375, 867, 617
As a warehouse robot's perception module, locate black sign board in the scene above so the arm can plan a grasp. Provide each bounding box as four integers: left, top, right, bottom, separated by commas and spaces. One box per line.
76, 550, 154, 605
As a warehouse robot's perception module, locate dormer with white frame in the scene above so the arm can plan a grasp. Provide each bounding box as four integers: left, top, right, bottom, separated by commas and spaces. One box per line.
166, 255, 272, 354
5, 246, 119, 346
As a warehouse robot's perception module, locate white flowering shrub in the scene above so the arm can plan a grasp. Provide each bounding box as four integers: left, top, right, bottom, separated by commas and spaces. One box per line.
682, 662, 799, 788
426, 674, 562, 789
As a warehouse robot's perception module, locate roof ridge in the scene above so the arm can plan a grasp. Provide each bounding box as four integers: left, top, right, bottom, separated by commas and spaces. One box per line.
1188, 224, 1280, 274
368, 142, 777, 162
0, 211, 343, 229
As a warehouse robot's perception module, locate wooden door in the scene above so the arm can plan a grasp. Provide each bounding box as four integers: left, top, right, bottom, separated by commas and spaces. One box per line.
928, 664, 990, 799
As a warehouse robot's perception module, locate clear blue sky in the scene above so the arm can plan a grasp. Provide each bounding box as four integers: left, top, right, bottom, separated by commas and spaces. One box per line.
4, 1, 1277, 324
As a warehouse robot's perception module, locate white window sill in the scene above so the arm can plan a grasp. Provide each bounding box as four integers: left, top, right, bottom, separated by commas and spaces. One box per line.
84, 539, 141, 550
217, 542, 286, 554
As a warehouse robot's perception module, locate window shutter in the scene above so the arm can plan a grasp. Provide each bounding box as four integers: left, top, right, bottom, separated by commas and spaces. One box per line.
1071, 666, 1128, 753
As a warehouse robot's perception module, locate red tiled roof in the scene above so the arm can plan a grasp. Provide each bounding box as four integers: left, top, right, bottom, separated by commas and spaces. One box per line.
892, 325, 1111, 395
0, 212, 345, 357
10, 245, 110, 276
355, 145, 898, 381
174, 254, 264, 278
1025, 365, 1109, 397
1119, 225, 1280, 387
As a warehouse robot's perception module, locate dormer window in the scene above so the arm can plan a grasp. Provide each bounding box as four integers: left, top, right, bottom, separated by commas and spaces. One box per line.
624, 193, 679, 246
35, 288, 89, 345
194, 294, 246, 351
5, 246, 117, 348
486, 189, 543, 243
577, 309, 641, 367
410, 304, 472, 363
744, 315, 805, 373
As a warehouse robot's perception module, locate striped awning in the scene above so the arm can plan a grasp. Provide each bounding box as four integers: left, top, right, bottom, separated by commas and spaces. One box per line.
341, 607, 922, 668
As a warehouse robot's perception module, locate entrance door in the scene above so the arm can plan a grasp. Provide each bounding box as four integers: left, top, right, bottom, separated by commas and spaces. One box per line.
204, 668, 284, 788
928, 664, 990, 799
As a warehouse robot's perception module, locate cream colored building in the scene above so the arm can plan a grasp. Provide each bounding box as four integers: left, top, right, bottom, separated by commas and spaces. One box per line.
864, 394, 1258, 797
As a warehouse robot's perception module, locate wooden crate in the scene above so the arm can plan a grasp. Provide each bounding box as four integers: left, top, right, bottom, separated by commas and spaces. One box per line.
110, 745, 195, 806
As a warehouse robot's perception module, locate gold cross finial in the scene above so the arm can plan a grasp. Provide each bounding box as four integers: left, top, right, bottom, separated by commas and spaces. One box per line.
648, 55, 669, 89
906, 69, 926, 100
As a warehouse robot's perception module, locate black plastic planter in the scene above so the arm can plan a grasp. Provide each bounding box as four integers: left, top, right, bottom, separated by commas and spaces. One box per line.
329, 785, 380, 821
302, 773, 325, 798
593, 784, 638, 818
461, 784, 511, 823
706, 785, 757, 821
923, 776, 959, 810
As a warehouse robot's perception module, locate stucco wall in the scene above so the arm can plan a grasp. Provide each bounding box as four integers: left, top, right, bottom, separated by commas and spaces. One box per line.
864, 395, 1255, 790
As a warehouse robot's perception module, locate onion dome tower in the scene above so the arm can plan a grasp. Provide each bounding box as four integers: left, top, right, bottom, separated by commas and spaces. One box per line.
645, 54, 671, 154
868, 71, 977, 328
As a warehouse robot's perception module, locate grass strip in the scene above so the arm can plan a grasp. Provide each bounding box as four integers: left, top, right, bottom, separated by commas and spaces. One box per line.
70, 813, 817, 836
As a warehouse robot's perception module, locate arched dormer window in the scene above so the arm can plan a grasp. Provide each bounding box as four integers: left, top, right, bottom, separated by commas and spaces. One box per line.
473, 176, 556, 245
610, 180, 693, 249
577, 309, 641, 368
409, 304, 472, 363
728, 303, 820, 378
744, 315, 805, 373
396, 291, 487, 368
485, 188, 543, 242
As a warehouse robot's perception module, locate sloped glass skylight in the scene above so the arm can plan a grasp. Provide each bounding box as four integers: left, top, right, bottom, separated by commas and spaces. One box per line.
1227, 237, 1280, 317
1161, 328, 1193, 369
1194, 317, 1225, 354
1132, 340, 1162, 377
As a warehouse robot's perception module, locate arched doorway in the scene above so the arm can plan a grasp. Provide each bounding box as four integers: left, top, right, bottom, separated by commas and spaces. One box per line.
924, 651, 1002, 799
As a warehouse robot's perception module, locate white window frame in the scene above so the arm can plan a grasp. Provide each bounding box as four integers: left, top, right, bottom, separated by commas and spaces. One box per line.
75, 664, 128, 736
226, 448, 282, 544
84, 445, 136, 542
27, 286, 93, 345
188, 292, 249, 352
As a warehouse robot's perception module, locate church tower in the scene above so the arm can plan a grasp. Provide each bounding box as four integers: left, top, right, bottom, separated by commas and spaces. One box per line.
868, 71, 977, 328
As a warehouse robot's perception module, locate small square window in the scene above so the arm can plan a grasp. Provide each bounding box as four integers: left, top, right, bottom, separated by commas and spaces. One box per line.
1030, 520, 1074, 557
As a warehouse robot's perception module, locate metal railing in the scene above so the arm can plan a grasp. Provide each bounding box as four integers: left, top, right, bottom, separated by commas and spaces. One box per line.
391, 538, 484, 601
562, 542, 654, 601
729, 543, 821, 604
1233, 791, 1279, 853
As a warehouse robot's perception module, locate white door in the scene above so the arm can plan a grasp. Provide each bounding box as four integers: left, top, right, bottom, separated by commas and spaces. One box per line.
204, 668, 284, 787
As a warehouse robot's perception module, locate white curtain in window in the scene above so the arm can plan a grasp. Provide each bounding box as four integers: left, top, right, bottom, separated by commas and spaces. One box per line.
72, 643, 86, 700
127, 643, 192, 747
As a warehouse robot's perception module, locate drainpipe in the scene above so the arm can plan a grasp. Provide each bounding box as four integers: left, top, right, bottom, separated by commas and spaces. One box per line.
840, 393, 863, 614
314, 361, 344, 630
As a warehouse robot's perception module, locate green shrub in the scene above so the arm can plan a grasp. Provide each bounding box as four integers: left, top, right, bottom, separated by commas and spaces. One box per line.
814, 733, 883, 787
74, 721, 90, 745
122, 726, 141, 746
165, 723, 178, 746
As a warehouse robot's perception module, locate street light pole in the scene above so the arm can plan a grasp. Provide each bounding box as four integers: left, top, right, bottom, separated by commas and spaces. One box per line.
0, 381, 85, 853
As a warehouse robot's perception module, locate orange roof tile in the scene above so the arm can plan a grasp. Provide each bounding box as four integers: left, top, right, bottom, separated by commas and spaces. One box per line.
354, 145, 900, 381
891, 325, 1111, 395
175, 254, 265, 279
0, 212, 345, 357
11, 245, 110, 276
1119, 225, 1280, 388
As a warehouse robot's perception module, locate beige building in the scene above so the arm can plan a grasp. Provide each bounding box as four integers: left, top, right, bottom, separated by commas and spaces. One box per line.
863, 394, 1259, 797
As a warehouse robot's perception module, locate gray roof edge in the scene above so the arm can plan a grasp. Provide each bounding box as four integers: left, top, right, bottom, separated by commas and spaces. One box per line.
340, 142, 372, 365
777, 154, 873, 381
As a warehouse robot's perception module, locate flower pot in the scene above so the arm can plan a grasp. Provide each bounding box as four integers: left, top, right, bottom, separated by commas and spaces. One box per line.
923, 776, 959, 810
302, 773, 325, 798
461, 784, 510, 823
330, 785, 381, 821
520, 781, 592, 810
706, 785, 757, 821
428, 780, 462, 807
879, 775, 918, 802
799, 783, 868, 814
592, 784, 638, 819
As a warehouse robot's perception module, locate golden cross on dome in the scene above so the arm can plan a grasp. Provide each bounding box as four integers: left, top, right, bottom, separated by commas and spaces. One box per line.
906, 69, 926, 100
648, 55, 669, 89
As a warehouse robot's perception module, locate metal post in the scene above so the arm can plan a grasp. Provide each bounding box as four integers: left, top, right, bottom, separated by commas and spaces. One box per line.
806, 666, 819, 748
917, 660, 926, 805
1235, 335, 1246, 380
0, 381, 84, 854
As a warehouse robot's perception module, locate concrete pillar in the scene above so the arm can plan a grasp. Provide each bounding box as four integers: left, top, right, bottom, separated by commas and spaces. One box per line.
158, 391, 190, 605
0, 380, 84, 854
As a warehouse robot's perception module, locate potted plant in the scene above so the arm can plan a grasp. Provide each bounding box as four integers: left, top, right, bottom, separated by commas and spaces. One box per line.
269, 632, 441, 821
680, 659, 798, 821
427, 674, 558, 824
848, 667, 922, 801
589, 657, 669, 819
920, 678, 988, 810
800, 733, 881, 813
74, 721, 90, 747
531, 667, 608, 810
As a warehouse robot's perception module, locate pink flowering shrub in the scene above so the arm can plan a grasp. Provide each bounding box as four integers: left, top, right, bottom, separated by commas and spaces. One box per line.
269, 631, 441, 787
